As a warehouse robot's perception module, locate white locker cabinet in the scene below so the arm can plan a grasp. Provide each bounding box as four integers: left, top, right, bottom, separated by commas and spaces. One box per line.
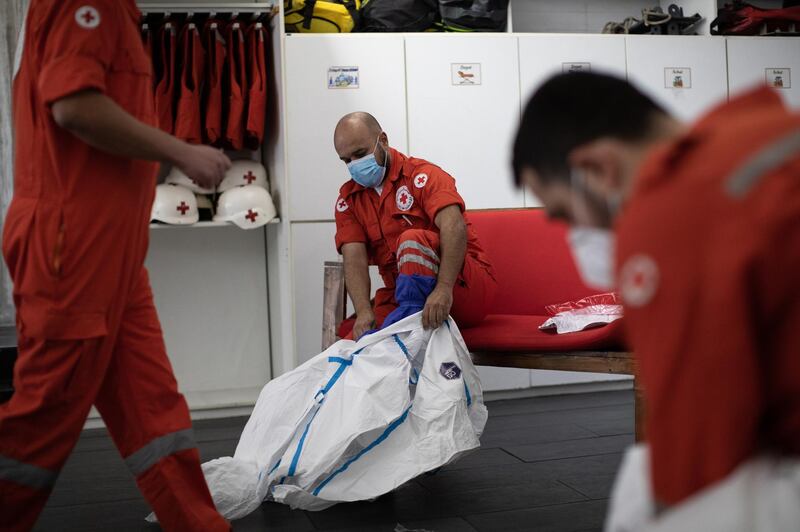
285, 35, 408, 221
626, 36, 728, 121
727, 37, 800, 109
518, 34, 627, 207
405, 35, 525, 210
146, 227, 271, 410
291, 222, 384, 364
518, 34, 627, 101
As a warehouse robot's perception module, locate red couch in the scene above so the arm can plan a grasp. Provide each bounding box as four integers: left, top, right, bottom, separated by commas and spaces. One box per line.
461, 209, 625, 352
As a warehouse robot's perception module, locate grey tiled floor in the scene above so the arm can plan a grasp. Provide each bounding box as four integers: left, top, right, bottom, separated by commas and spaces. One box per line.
35, 390, 634, 532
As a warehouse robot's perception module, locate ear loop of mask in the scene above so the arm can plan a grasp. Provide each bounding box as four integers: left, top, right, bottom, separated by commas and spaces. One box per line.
570, 167, 623, 227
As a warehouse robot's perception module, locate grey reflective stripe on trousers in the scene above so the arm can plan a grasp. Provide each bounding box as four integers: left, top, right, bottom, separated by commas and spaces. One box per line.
397, 240, 440, 263
124, 428, 196, 477
726, 129, 800, 198
398, 254, 439, 274
0, 454, 59, 491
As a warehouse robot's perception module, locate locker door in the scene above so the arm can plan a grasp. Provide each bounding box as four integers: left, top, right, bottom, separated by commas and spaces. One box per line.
405, 35, 524, 210
626, 36, 728, 121
518, 34, 627, 207
727, 37, 800, 109
285, 35, 408, 221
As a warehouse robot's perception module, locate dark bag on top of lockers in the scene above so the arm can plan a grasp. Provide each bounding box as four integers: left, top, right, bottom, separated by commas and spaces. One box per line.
284, 0, 363, 33
356, 0, 439, 32
437, 0, 509, 31
711, 1, 800, 35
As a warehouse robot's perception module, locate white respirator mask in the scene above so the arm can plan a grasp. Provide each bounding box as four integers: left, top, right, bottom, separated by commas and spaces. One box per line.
567, 227, 616, 290
567, 168, 620, 290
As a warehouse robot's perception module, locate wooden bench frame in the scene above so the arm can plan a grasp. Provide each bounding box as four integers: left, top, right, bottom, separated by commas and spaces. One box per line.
322, 261, 643, 440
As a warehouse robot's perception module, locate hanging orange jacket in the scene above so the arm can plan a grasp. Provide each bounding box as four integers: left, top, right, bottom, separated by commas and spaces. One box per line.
224, 20, 247, 150
154, 20, 177, 134
203, 19, 226, 146
174, 22, 205, 144
244, 21, 267, 150
141, 21, 152, 60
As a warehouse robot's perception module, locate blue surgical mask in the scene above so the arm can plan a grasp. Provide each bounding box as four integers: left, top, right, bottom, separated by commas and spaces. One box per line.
347, 135, 387, 188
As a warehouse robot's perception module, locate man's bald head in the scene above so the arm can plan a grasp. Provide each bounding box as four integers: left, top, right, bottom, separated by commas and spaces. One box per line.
334, 112, 389, 166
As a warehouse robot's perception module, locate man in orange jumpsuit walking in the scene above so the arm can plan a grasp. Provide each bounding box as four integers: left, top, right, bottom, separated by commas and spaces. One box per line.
513, 72, 800, 528
1, 1, 232, 530
334, 112, 496, 339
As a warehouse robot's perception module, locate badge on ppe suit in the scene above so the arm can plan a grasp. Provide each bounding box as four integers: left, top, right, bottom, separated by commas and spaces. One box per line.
414, 174, 428, 189
396, 186, 414, 211
336, 198, 349, 213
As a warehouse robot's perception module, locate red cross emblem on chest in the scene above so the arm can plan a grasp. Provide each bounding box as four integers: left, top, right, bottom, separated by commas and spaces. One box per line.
400, 192, 409, 204
81, 10, 95, 24
246, 209, 259, 223
244, 171, 256, 184
177, 201, 190, 215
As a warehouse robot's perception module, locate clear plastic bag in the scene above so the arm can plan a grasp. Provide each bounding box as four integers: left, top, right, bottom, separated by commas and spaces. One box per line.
539, 293, 623, 334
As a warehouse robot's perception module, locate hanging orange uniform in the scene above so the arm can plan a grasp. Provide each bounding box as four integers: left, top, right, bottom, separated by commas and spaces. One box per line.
616, 87, 800, 506
174, 22, 205, 144
245, 21, 268, 150
224, 21, 247, 150
203, 19, 226, 146
154, 19, 177, 134
1, 1, 229, 530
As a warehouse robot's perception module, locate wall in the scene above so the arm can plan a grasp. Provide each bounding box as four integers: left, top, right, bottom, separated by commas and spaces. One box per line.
510, 0, 668, 34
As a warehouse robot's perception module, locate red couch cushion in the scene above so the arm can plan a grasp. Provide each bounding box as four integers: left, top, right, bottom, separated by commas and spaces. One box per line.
466, 209, 599, 316
464, 209, 625, 352
461, 314, 625, 352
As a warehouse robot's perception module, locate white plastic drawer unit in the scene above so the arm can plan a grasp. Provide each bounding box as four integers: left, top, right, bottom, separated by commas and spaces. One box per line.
626, 35, 728, 121
405, 34, 525, 210
727, 37, 800, 109
284, 35, 408, 222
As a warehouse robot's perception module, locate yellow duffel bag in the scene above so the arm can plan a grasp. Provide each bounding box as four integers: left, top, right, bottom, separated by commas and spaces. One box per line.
284, 0, 364, 33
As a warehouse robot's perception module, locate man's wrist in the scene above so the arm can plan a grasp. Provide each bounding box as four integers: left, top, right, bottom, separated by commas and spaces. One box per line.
435, 280, 455, 291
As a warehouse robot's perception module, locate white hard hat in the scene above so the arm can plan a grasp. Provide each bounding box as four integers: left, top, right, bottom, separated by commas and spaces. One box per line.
165, 166, 215, 194
151, 184, 199, 225
213, 186, 277, 229
218, 160, 268, 192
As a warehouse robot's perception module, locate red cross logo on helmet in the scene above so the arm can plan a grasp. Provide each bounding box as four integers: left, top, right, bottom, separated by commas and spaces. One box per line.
176, 201, 190, 215
245, 209, 259, 223
244, 171, 256, 185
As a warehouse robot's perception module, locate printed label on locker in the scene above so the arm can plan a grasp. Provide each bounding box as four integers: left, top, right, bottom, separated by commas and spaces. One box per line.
328, 67, 359, 89
765, 68, 791, 89
664, 67, 692, 89
451, 63, 481, 86
562, 62, 591, 74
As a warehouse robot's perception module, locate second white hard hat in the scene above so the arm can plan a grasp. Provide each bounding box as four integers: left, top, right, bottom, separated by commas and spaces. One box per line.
218, 160, 268, 192
213, 186, 277, 229
165, 166, 215, 194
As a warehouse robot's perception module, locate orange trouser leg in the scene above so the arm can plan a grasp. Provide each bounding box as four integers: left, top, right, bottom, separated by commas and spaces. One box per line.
94, 270, 230, 532
0, 333, 108, 532
396, 229, 496, 328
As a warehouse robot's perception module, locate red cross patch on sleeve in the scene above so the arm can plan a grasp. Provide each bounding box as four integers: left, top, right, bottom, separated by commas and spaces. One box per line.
75, 6, 101, 29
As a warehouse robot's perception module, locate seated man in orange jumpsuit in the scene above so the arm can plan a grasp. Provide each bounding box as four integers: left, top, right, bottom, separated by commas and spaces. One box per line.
334, 112, 496, 339
1, 1, 231, 530
513, 72, 800, 528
